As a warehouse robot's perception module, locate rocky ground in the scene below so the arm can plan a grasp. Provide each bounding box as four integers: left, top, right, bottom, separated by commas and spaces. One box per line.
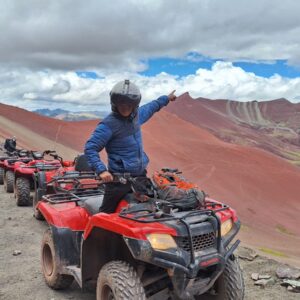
0, 185, 299, 300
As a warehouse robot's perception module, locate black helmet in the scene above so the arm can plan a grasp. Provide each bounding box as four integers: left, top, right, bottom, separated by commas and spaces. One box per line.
110, 79, 141, 113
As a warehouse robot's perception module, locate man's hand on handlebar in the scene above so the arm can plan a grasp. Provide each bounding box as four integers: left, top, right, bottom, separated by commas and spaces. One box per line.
99, 171, 114, 183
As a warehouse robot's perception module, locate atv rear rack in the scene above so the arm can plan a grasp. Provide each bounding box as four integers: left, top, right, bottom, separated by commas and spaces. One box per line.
42, 188, 104, 204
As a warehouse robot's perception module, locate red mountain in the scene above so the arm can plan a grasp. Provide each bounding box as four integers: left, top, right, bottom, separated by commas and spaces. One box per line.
1, 100, 300, 266
166, 94, 300, 166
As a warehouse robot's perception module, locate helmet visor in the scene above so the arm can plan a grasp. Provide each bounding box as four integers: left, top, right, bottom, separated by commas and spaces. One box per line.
111, 93, 141, 107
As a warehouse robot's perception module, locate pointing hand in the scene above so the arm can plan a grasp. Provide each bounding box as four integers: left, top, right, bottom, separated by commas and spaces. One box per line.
168, 90, 177, 102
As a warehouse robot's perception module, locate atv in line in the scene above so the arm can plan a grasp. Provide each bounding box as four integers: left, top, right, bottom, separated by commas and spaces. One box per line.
13, 150, 68, 206
37, 166, 244, 299
1, 149, 33, 193
32, 153, 90, 220
0, 149, 29, 185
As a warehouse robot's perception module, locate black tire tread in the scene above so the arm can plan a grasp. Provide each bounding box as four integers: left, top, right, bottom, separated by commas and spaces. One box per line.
5, 170, 14, 193
33, 187, 45, 220
0, 167, 4, 184
16, 177, 31, 206
97, 260, 146, 300
222, 256, 245, 300
41, 228, 74, 290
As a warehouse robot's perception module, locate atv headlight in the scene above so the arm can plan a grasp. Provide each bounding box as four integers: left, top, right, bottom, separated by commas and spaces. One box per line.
146, 234, 177, 250
221, 219, 233, 236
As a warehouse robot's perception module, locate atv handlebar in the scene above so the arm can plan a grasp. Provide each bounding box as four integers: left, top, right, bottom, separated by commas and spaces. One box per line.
43, 150, 57, 156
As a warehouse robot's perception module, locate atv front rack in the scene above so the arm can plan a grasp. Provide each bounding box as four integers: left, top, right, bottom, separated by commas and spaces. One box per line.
42, 171, 104, 203
20, 164, 61, 171
119, 200, 231, 266
119, 199, 229, 223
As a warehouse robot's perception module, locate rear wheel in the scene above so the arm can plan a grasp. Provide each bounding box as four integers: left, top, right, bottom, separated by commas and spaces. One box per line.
97, 260, 146, 300
200, 255, 244, 300
41, 228, 74, 289
0, 167, 4, 184
4, 170, 15, 193
33, 187, 45, 220
15, 177, 31, 206
33, 172, 46, 220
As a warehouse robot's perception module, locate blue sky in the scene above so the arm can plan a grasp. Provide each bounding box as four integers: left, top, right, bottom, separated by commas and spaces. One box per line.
141, 57, 300, 79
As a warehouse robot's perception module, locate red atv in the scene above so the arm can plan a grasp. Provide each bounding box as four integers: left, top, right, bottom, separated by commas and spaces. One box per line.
14, 150, 67, 206
37, 168, 244, 300
2, 149, 33, 193
0, 151, 14, 184
33, 154, 87, 220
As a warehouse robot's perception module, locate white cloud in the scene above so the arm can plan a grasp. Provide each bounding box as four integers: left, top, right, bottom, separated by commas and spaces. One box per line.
1, 62, 300, 112
1, 0, 300, 70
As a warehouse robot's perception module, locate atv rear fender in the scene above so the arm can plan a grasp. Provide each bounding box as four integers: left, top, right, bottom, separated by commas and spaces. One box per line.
48, 225, 82, 269
37, 201, 90, 231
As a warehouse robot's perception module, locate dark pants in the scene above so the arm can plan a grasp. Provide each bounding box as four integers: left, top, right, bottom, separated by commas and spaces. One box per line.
99, 182, 132, 213
99, 171, 148, 213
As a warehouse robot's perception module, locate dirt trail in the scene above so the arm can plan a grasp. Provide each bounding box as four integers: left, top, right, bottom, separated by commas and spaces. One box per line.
0, 185, 299, 300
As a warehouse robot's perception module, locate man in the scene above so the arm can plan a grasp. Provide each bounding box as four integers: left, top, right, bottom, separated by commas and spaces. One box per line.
4, 136, 17, 153
84, 80, 176, 213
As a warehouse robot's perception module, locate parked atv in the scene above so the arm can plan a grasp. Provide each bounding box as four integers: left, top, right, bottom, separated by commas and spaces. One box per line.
33, 154, 87, 219
14, 150, 65, 206
37, 169, 244, 300
2, 150, 32, 193
0, 152, 11, 184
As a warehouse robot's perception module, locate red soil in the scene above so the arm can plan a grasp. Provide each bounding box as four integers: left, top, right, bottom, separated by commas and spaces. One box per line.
1, 101, 299, 265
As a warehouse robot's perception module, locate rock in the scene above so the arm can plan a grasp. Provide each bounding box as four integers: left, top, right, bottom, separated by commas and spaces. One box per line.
13, 250, 22, 256
281, 279, 300, 292
258, 274, 271, 279
276, 265, 300, 279
251, 273, 259, 280
238, 247, 258, 261
254, 278, 276, 287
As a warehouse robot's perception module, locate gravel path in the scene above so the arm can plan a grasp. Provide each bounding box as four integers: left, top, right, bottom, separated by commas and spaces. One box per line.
0, 185, 299, 300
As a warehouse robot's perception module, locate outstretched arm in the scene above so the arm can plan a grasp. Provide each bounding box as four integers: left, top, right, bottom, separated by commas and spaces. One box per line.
139, 90, 177, 125
84, 123, 112, 175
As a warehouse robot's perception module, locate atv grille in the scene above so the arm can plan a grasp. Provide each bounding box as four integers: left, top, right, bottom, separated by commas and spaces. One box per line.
176, 232, 216, 252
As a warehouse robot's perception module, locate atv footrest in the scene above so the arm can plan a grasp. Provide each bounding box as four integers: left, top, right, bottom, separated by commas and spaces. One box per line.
65, 265, 82, 287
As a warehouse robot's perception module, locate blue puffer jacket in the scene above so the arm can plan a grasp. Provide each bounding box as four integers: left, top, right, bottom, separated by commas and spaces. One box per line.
84, 95, 169, 175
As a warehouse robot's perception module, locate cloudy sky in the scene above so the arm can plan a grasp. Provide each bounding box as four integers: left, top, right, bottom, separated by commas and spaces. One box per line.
1, 0, 300, 112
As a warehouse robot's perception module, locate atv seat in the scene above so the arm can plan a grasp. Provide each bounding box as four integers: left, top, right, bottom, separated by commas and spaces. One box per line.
74, 154, 92, 172
32, 152, 43, 160
79, 195, 104, 215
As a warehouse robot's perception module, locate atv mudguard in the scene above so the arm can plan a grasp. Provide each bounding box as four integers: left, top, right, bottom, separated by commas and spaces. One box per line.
38, 201, 90, 230
49, 225, 82, 268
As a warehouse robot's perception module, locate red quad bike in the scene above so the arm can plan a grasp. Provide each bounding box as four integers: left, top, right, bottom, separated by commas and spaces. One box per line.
0, 151, 16, 184
2, 149, 33, 193
37, 168, 244, 300
13, 150, 66, 207
33, 154, 87, 220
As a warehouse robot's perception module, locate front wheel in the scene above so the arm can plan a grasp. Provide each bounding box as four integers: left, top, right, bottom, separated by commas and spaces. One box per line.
201, 255, 244, 300
41, 228, 74, 289
15, 177, 31, 206
0, 167, 4, 184
97, 260, 146, 300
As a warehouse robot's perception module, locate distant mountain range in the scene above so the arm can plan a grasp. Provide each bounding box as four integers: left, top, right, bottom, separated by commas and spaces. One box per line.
33, 108, 108, 121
